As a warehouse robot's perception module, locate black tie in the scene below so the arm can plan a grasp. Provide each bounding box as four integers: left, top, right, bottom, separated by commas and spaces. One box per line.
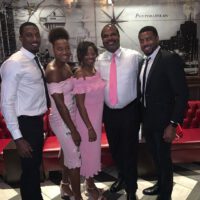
34, 56, 51, 109
142, 57, 151, 106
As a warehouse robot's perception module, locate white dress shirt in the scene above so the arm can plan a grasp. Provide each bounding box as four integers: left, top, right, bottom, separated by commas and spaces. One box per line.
95, 47, 142, 109
0, 47, 47, 140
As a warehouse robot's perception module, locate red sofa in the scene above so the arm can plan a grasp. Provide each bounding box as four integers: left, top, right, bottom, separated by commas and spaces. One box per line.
172, 100, 200, 163
42, 123, 112, 178
42, 101, 200, 177
0, 112, 11, 176
0, 101, 200, 181
182, 100, 200, 128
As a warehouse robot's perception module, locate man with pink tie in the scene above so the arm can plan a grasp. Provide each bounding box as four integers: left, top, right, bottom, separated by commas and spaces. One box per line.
95, 24, 142, 200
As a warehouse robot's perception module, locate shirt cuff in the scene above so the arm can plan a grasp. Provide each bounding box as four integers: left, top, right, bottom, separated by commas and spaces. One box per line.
12, 129, 23, 140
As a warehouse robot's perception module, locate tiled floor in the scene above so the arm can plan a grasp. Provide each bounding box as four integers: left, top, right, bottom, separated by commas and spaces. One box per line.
1, 163, 200, 200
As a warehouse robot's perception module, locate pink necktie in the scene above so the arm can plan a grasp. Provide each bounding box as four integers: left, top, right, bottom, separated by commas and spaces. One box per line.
109, 54, 118, 106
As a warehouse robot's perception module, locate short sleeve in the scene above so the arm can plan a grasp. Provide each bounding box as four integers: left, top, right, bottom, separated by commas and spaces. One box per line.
72, 73, 105, 95
47, 82, 63, 95
73, 78, 88, 94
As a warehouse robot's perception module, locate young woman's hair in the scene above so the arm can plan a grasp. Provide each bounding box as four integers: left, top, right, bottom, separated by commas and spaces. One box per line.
48, 27, 69, 44
77, 41, 98, 63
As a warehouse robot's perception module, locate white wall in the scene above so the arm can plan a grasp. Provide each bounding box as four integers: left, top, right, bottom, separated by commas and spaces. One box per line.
10, 0, 200, 60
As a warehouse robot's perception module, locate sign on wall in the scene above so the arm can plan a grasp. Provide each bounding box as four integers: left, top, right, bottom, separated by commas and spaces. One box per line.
0, 0, 199, 74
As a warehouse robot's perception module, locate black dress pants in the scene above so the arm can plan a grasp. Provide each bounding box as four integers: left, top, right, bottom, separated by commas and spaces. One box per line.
18, 115, 44, 200
143, 126, 173, 198
103, 100, 140, 193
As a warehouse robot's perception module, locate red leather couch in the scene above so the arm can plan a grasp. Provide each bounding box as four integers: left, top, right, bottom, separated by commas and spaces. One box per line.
0, 112, 11, 177
172, 101, 200, 163
0, 101, 200, 181
42, 120, 112, 178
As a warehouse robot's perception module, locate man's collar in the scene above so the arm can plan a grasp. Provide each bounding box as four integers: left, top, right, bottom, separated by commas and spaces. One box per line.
106, 47, 122, 58
143, 46, 160, 60
20, 47, 36, 60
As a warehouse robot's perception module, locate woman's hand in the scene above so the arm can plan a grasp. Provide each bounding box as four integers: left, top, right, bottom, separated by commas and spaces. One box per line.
71, 130, 81, 146
88, 127, 97, 142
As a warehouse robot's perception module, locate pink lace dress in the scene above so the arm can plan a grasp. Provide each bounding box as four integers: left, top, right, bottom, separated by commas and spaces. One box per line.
47, 78, 81, 169
73, 72, 105, 178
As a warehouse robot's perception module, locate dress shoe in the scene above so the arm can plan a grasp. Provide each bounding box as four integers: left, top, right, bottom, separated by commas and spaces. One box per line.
126, 192, 137, 200
143, 184, 159, 195
110, 179, 125, 193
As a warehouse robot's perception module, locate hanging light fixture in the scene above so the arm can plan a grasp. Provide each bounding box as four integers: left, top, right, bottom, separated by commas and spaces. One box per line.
64, 0, 73, 4
108, 0, 113, 5
63, 0, 74, 8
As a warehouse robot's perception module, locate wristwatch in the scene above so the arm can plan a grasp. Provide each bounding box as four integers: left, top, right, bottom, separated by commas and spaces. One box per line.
170, 120, 178, 128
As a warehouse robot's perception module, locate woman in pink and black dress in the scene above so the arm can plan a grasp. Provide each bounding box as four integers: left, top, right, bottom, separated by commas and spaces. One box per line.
45, 28, 82, 200
73, 41, 106, 200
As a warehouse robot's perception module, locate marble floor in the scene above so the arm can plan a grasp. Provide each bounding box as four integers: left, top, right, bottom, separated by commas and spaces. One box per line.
1, 163, 200, 200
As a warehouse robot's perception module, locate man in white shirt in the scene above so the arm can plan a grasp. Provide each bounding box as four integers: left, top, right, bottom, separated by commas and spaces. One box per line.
95, 24, 142, 200
0, 22, 48, 200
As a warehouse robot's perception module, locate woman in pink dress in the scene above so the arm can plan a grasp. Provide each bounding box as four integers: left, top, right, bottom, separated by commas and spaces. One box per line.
45, 28, 82, 200
73, 41, 106, 200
